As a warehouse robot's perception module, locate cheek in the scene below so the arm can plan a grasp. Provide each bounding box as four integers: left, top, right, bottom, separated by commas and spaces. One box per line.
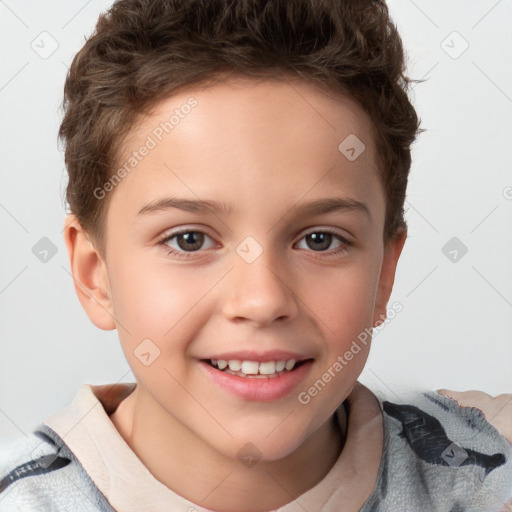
108, 253, 217, 343
302, 257, 381, 338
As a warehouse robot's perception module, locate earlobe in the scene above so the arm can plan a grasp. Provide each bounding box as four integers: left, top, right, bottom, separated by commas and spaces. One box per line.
63, 214, 116, 330
372, 228, 407, 327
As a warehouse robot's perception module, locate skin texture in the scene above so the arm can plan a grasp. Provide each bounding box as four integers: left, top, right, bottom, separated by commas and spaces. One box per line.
64, 75, 407, 511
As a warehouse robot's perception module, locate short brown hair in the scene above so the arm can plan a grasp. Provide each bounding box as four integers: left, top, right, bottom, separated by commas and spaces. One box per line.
59, 0, 422, 252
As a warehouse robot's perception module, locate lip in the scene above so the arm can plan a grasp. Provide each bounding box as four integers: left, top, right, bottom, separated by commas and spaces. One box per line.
202, 350, 309, 363
198, 358, 314, 402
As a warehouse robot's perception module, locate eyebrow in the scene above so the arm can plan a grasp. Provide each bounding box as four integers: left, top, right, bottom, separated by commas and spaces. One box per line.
137, 196, 371, 219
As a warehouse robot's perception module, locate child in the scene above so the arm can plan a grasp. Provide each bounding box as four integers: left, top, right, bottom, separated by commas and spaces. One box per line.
1, 0, 511, 510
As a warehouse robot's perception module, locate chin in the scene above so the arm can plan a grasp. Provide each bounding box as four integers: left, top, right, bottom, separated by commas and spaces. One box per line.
218, 428, 310, 465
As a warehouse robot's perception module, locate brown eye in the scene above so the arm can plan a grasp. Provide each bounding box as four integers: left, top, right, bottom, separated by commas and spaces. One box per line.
295, 230, 352, 257
159, 229, 216, 257
175, 232, 204, 251
304, 232, 332, 251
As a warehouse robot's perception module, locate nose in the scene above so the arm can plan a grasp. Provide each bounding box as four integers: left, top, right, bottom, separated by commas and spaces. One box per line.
221, 246, 299, 327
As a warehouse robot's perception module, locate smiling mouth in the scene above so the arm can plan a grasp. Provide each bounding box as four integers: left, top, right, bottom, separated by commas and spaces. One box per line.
202, 358, 312, 379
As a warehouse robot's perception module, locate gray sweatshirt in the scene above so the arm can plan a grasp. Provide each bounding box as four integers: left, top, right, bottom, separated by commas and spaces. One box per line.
1, 384, 511, 511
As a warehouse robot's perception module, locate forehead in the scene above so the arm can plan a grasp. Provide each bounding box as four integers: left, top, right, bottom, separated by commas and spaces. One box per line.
109, 75, 383, 225
134, 74, 378, 159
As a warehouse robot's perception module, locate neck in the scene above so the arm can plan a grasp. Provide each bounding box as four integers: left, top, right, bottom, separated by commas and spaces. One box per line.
110, 385, 347, 511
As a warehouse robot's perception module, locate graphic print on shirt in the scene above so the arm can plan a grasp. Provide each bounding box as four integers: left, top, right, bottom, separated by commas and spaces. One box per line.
0, 455, 71, 493
382, 401, 506, 477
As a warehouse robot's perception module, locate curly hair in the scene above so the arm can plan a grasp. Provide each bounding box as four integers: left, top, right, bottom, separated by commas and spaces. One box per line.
59, 0, 422, 252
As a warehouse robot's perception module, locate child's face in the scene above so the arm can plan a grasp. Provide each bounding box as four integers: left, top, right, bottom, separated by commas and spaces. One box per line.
68, 75, 405, 461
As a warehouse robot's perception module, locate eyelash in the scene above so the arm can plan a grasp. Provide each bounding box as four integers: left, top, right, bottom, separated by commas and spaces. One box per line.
156, 228, 352, 260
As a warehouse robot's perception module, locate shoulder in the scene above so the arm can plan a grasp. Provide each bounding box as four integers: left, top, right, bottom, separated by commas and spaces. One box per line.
436, 389, 512, 446
365, 387, 512, 511
436, 388, 512, 511
0, 425, 111, 511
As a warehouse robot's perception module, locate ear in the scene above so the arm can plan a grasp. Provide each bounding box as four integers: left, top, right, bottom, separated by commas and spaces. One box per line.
372, 228, 407, 327
63, 214, 116, 330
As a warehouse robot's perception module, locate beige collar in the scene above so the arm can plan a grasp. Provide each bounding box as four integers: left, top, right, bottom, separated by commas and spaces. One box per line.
43, 381, 383, 512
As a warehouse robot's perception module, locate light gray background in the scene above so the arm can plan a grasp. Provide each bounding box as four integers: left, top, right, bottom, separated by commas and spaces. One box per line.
1, 0, 511, 443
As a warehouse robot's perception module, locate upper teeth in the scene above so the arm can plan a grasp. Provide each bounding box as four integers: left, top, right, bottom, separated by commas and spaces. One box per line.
211, 359, 297, 375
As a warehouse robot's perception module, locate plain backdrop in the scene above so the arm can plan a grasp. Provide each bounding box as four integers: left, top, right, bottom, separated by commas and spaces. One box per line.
1, 0, 511, 443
